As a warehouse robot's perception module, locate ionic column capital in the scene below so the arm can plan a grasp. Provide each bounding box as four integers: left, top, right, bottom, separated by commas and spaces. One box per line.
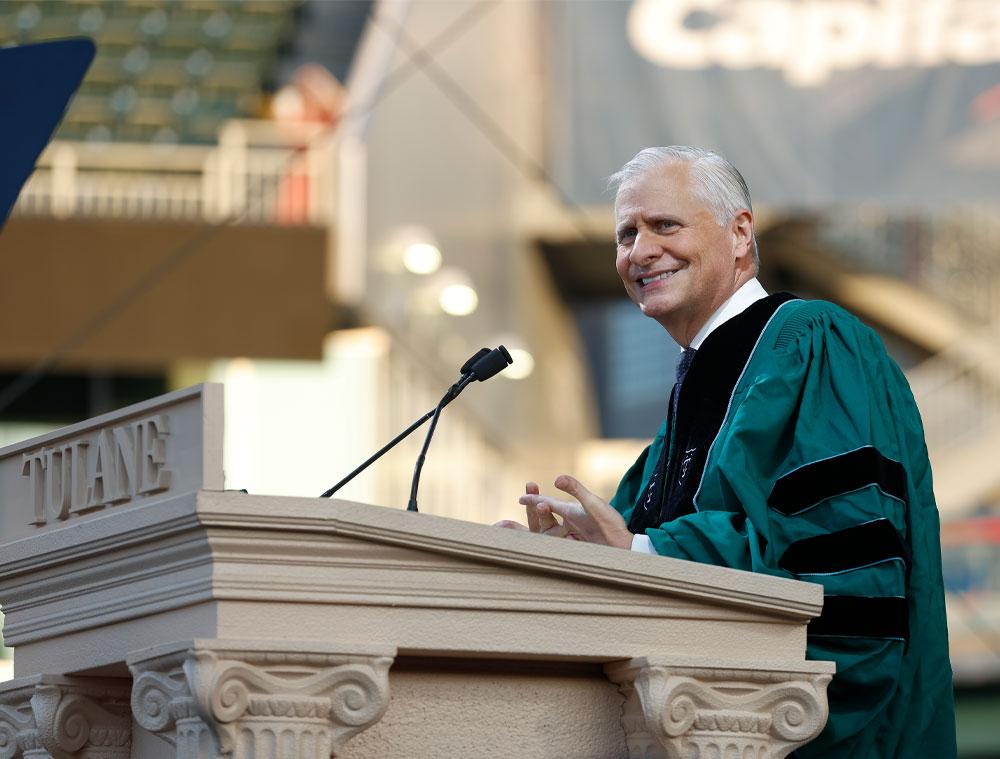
606, 658, 832, 759
129, 640, 395, 758
1, 676, 131, 759
0, 681, 42, 759
129, 655, 203, 756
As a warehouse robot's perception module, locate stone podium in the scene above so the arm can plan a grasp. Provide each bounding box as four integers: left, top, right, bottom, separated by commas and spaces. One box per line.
0, 384, 834, 758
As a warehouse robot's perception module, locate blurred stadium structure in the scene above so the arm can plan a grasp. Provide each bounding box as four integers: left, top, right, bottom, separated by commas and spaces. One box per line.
1, 0, 999, 754
2, 0, 305, 143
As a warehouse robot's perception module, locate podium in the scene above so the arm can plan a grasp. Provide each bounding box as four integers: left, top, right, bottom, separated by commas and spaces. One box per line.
0, 384, 833, 759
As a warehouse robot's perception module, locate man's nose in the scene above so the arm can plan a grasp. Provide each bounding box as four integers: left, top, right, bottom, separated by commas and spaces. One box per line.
629, 230, 662, 267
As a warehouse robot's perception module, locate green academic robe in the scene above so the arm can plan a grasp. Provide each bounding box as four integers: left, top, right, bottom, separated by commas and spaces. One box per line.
612, 295, 956, 758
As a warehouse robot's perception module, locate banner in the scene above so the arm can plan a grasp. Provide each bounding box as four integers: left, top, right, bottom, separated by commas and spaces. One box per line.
545, 0, 1000, 206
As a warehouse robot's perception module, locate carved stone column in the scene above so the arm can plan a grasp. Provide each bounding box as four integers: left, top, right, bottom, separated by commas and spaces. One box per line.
129, 640, 395, 759
0, 676, 131, 759
606, 658, 832, 759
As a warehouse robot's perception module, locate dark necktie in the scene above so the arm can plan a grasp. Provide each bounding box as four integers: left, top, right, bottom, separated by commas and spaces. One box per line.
672, 347, 697, 421
633, 346, 699, 528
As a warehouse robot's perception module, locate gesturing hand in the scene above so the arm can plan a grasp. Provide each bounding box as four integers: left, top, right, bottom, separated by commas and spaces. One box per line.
495, 481, 558, 532
518, 475, 633, 549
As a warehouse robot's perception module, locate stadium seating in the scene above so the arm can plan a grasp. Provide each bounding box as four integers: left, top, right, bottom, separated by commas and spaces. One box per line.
0, 0, 303, 144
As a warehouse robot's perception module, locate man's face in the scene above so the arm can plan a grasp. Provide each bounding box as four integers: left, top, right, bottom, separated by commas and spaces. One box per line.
614, 161, 747, 344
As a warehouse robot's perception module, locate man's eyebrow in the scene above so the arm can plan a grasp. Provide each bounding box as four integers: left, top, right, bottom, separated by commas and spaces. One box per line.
644, 212, 681, 223
616, 212, 681, 234
615, 213, 637, 230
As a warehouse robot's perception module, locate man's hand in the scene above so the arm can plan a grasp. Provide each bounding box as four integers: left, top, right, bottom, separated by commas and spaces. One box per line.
494, 481, 564, 534
518, 475, 633, 549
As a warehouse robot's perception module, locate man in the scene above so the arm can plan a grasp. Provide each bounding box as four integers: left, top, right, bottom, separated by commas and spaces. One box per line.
502, 146, 956, 757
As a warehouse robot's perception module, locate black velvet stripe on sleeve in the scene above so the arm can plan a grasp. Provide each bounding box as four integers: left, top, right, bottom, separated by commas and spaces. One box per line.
778, 518, 910, 575
809, 595, 908, 641
768, 446, 907, 516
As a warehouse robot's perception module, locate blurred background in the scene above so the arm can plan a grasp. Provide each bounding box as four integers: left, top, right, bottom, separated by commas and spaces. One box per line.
0, 0, 998, 754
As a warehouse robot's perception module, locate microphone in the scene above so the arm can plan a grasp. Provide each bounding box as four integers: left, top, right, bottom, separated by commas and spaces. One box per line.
460, 347, 491, 374
468, 345, 512, 381
320, 346, 512, 502
406, 346, 512, 512
438, 345, 513, 409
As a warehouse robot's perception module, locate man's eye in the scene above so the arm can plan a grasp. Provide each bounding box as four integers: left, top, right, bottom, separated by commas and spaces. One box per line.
617, 230, 635, 244
657, 220, 677, 231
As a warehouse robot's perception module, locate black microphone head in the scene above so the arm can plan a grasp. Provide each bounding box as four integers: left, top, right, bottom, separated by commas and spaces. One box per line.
471, 345, 513, 382
460, 347, 491, 375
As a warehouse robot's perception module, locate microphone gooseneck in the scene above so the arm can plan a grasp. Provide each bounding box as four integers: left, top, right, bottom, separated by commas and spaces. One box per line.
406, 345, 513, 512
321, 346, 512, 504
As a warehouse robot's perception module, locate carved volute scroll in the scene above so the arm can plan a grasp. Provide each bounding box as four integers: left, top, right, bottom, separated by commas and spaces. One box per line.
31, 683, 132, 759
606, 660, 832, 759
129, 641, 395, 759
0, 683, 43, 759
0, 677, 131, 759
130, 651, 209, 758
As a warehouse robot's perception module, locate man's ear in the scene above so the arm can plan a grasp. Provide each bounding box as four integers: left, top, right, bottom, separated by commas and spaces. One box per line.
731, 210, 754, 262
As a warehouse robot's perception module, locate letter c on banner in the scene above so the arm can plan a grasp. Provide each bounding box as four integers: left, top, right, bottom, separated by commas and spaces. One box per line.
628, 0, 721, 69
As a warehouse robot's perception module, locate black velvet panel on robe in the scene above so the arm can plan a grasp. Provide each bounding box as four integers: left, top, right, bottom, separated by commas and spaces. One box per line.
628, 293, 799, 535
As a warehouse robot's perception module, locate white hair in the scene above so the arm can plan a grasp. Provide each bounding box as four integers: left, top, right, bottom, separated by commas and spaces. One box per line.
608, 146, 759, 269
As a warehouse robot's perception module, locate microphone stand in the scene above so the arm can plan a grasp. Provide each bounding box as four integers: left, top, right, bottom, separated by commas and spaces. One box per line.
320, 346, 510, 508
406, 373, 475, 511
318, 372, 475, 500
406, 347, 509, 512
407, 402, 444, 512
319, 409, 435, 499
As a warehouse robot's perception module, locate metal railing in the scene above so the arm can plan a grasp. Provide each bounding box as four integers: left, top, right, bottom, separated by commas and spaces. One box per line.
14, 119, 338, 227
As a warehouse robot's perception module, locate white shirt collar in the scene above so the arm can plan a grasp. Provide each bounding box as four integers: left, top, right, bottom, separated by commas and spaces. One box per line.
689, 278, 769, 350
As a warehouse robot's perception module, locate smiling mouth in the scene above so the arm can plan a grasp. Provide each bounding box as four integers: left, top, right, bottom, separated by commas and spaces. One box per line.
638, 271, 679, 287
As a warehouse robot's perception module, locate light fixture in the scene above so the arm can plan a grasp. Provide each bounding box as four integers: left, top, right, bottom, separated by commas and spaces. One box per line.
505, 348, 535, 379
380, 225, 443, 275
433, 268, 479, 317
439, 283, 478, 316
491, 334, 534, 379
403, 242, 442, 275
